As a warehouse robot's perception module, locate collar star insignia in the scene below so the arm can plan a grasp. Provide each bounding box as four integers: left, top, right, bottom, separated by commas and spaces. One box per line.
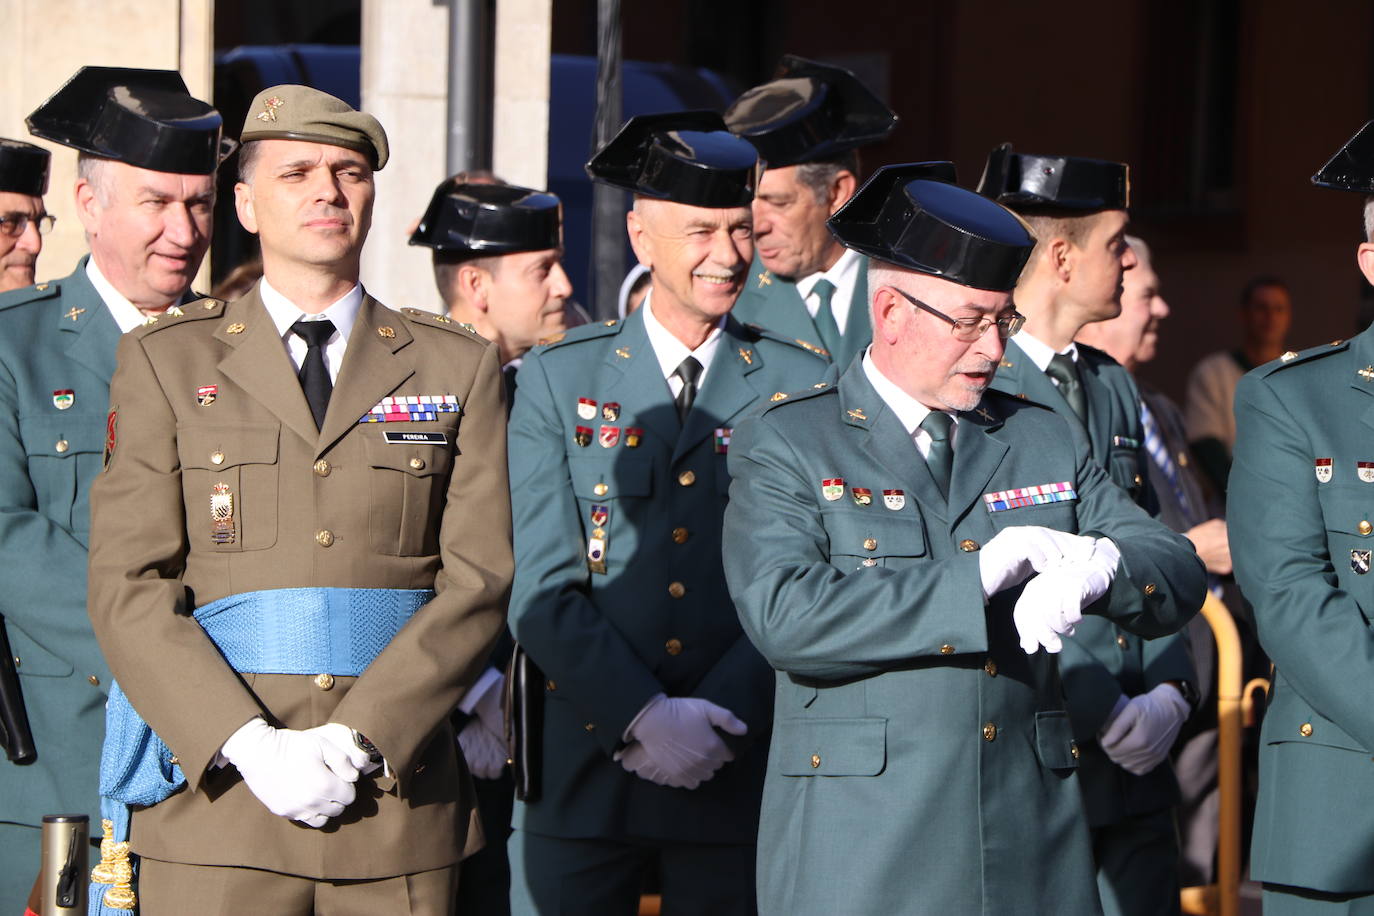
757, 271, 772, 288
226, 322, 246, 335
1360, 366, 1374, 381
64, 307, 85, 322
998, 358, 1014, 368
256, 96, 285, 122
847, 408, 867, 421
738, 347, 753, 365
615, 347, 631, 359
976, 407, 995, 422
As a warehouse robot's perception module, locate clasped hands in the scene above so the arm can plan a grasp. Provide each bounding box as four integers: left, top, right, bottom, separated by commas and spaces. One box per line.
221, 717, 375, 828
616, 694, 748, 790
979, 526, 1121, 654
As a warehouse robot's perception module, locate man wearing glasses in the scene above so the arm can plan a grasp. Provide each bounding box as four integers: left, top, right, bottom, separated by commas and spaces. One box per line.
0, 139, 51, 294
722, 163, 1204, 915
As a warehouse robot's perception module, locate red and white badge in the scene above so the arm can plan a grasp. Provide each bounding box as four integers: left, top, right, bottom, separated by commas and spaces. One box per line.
1315, 458, 1333, 483
883, 489, 905, 510
1360, 462, 1374, 483
599, 425, 620, 448
577, 397, 597, 420
822, 478, 845, 501
197, 385, 218, 407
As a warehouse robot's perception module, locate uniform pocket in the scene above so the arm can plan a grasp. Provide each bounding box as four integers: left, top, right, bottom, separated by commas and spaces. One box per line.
774, 716, 887, 776
823, 511, 927, 572
1034, 710, 1080, 770
568, 454, 653, 500
364, 431, 456, 556
177, 424, 280, 551
1109, 445, 1145, 499
8, 625, 73, 678
19, 413, 106, 531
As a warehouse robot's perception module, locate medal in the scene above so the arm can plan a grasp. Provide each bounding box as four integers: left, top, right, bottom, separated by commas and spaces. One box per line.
574, 426, 592, 447
599, 425, 620, 448
602, 402, 620, 422
625, 427, 643, 448
196, 385, 218, 407
210, 483, 236, 545
52, 389, 74, 410
587, 534, 607, 574
852, 487, 873, 506
1354, 549, 1371, 575
1359, 462, 1374, 483
822, 478, 845, 501
577, 397, 597, 420
1315, 458, 1333, 483
714, 428, 731, 454
590, 504, 609, 528
883, 489, 905, 510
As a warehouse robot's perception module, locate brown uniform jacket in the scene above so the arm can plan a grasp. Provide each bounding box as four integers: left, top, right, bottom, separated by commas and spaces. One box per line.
86, 286, 512, 878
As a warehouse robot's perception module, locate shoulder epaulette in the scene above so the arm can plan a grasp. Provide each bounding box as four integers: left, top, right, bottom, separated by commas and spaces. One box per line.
742, 322, 830, 359
134, 298, 226, 335
399, 306, 487, 341
0, 279, 61, 312
532, 318, 622, 352
1258, 339, 1350, 377
759, 380, 835, 415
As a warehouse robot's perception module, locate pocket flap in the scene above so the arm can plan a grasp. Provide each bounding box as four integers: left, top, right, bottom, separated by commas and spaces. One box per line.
568, 455, 653, 499
1035, 710, 1080, 769
364, 434, 452, 477
1318, 485, 1374, 537
1265, 683, 1368, 752
19, 414, 107, 458
178, 424, 279, 470
774, 716, 886, 776
823, 512, 926, 558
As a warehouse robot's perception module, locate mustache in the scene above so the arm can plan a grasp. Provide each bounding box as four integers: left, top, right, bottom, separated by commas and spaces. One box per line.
950, 359, 998, 377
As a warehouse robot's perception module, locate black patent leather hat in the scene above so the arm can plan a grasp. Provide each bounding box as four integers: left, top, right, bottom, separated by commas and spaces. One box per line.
1312, 121, 1374, 193
410, 180, 562, 254
586, 111, 757, 208
977, 143, 1129, 211
0, 139, 50, 197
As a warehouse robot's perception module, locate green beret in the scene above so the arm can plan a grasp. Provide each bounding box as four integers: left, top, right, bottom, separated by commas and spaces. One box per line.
240, 85, 389, 170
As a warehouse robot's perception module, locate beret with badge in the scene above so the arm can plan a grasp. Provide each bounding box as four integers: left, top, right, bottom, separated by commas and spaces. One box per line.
240, 84, 389, 171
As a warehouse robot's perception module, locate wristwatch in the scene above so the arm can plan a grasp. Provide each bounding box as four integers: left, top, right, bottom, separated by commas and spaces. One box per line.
352, 730, 382, 762
1169, 679, 1200, 711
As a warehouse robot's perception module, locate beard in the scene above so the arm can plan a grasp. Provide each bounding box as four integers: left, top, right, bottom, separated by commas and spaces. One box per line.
939, 358, 998, 411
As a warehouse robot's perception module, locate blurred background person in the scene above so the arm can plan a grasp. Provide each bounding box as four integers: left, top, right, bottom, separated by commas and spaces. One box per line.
0, 140, 51, 293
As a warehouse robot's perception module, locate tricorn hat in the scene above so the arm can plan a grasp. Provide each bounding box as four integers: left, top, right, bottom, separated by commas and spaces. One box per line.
410, 180, 562, 254
27, 66, 230, 175
828, 162, 1035, 292
1312, 121, 1374, 193
586, 112, 757, 208
724, 54, 897, 168
0, 139, 50, 197
977, 143, 1130, 211
240, 85, 389, 170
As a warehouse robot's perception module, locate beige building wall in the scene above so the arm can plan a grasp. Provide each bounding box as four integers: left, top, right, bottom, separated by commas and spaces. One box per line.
0, 0, 214, 286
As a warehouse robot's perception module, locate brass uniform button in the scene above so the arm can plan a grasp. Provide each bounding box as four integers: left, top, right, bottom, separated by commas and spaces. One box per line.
55, 439, 69, 454
593, 482, 609, 497
546, 679, 557, 691
1133, 474, 1143, 487
810, 753, 821, 769
1070, 742, 1080, 760
584, 722, 596, 732
982, 722, 997, 742
87, 675, 100, 686
1143, 583, 1157, 596
315, 673, 335, 690
665, 638, 683, 656
1361, 520, 1373, 536
169, 755, 179, 765
984, 659, 998, 677
414, 764, 426, 775
210, 451, 225, 465
678, 470, 696, 487
316, 530, 335, 548
863, 537, 878, 551
1116, 635, 1129, 649
1299, 722, 1313, 737
667, 581, 686, 599
313, 459, 331, 477
939, 644, 955, 655
409, 457, 425, 470
959, 539, 979, 552
671, 527, 689, 544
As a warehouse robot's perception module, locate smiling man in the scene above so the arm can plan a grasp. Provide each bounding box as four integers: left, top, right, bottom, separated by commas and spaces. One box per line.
86, 85, 511, 913
505, 111, 827, 916
0, 139, 51, 293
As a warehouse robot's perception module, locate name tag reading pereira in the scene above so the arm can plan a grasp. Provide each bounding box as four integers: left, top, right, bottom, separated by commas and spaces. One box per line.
383, 431, 449, 445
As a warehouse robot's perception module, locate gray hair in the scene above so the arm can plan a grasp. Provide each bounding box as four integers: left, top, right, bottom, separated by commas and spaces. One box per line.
1124, 234, 1151, 267
791, 150, 860, 205
1364, 196, 1374, 242
76, 153, 112, 204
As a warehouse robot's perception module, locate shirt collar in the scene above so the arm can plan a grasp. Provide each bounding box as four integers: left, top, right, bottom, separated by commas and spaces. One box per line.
85, 257, 151, 334
640, 290, 726, 381
862, 347, 960, 438
259, 277, 363, 343
796, 247, 862, 302
1012, 329, 1079, 372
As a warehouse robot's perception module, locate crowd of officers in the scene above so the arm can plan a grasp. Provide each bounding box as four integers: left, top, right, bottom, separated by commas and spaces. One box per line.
0, 57, 1370, 916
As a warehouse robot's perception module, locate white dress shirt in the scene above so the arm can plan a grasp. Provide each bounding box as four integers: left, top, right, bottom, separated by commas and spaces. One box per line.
259, 278, 363, 385
796, 247, 862, 334
86, 258, 156, 335
640, 290, 726, 398
862, 348, 959, 458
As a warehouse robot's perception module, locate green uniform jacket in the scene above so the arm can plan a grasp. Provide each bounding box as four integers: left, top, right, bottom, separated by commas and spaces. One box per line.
506, 309, 828, 843
990, 339, 1196, 826
722, 358, 1205, 915
729, 253, 870, 368
0, 261, 117, 833
1229, 329, 1374, 893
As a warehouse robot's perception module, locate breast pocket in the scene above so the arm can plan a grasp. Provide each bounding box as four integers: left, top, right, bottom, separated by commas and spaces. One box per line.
364, 430, 457, 556
19, 413, 107, 532
824, 511, 928, 572
774, 717, 887, 777
178, 424, 280, 551
1318, 484, 1374, 595
567, 454, 654, 502
1109, 443, 1145, 499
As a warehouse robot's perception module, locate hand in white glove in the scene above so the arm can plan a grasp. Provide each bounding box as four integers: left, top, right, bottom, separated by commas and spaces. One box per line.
979, 526, 1099, 599
305, 721, 381, 776
1011, 537, 1121, 654
1099, 683, 1191, 775
617, 695, 748, 790
221, 717, 360, 828
458, 675, 508, 780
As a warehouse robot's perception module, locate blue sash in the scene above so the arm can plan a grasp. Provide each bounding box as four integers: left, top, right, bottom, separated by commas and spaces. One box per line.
90, 586, 432, 913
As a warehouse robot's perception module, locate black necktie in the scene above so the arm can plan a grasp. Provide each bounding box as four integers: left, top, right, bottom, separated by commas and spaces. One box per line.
291, 318, 336, 429
1045, 353, 1088, 427
673, 356, 702, 422
919, 411, 954, 499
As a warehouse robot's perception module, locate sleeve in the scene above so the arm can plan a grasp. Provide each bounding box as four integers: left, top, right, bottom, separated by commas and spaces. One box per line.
1184, 355, 1235, 447
505, 351, 666, 755
1228, 372, 1374, 750
333, 339, 513, 786
721, 411, 988, 683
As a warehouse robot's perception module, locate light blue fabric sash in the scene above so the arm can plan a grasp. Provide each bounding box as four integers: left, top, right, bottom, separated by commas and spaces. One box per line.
91, 587, 432, 914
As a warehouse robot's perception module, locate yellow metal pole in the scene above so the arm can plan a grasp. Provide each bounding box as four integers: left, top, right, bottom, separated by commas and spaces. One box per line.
1202, 593, 1242, 916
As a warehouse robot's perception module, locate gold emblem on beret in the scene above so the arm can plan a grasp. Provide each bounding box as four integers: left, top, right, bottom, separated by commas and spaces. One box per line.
256, 96, 285, 123
378, 326, 396, 338
226, 322, 245, 334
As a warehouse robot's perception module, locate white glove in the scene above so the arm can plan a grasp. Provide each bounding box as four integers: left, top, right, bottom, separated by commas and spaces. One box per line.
1099, 683, 1191, 775
1012, 537, 1120, 654
979, 526, 1099, 599
220, 717, 361, 828
305, 721, 380, 775
458, 675, 508, 780
617, 695, 748, 790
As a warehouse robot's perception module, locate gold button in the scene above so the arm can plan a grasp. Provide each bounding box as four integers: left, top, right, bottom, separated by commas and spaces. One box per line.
87, 674, 100, 686
316, 530, 335, 547
810, 753, 821, 769
939, 644, 955, 655
1300, 722, 1313, 737
315, 673, 335, 690
983, 722, 997, 742
170, 755, 179, 765
665, 638, 683, 656
1070, 742, 1080, 760
55, 439, 69, 453
678, 470, 696, 487
984, 659, 998, 677
409, 457, 425, 470
1361, 521, 1373, 536
584, 722, 596, 732
668, 581, 686, 599
1143, 583, 1157, 596
593, 482, 609, 496
959, 539, 979, 552
11, 656, 18, 668
546, 679, 557, 691
210, 451, 225, 465
1116, 635, 1129, 649
1133, 474, 1143, 486
313, 459, 331, 477
672, 527, 689, 544
863, 537, 878, 551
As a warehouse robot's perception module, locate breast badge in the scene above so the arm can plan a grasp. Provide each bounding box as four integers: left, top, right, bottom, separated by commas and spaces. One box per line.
52, 389, 74, 410
599, 425, 620, 448
1315, 458, 1333, 483
588, 504, 610, 574
625, 427, 643, 448
714, 428, 731, 454
577, 397, 597, 420
574, 426, 593, 447
822, 478, 845, 501
1359, 462, 1374, 483
210, 483, 236, 545
983, 481, 1078, 512
601, 402, 620, 422
1354, 549, 1371, 575
196, 385, 217, 407
851, 487, 873, 506
883, 489, 905, 510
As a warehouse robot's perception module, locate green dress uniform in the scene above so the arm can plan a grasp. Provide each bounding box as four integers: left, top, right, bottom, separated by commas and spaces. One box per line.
729, 253, 871, 368
0, 264, 117, 905
505, 307, 826, 908
723, 358, 1206, 916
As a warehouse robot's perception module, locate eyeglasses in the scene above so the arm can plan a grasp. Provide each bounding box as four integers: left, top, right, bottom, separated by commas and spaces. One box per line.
0, 213, 55, 238
890, 286, 1025, 342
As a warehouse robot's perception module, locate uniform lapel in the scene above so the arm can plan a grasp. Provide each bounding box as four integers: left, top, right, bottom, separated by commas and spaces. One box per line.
600, 309, 678, 452
1347, 332, 1374, 433
947, 403, 1010, 525
316, 295, 416, 456
995, 337, 1105, 454
57, 260, 122, 383
215, 285, 320, 447
672, 317, 763, 464
737, 258, 820, 344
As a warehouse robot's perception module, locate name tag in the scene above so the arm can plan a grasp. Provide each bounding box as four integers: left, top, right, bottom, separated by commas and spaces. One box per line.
383, 431, 448, 445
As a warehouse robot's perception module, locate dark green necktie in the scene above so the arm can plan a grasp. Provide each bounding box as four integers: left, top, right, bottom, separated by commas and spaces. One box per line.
1045, 353, 1088, 427
811, 278, 842, 358
920, 411, 954, 499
